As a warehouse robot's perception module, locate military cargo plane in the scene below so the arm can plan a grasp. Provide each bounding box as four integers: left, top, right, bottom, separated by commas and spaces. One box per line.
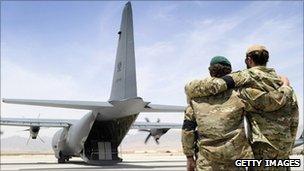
1, 1, 303, 166
0, 2, 184, 164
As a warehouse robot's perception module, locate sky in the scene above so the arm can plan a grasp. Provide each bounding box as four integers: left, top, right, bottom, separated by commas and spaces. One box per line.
1, 1, 303, 140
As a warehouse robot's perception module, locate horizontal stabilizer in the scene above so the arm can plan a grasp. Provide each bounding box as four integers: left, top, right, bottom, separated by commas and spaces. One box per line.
2, 99, 113, 110
0, 117, 77, 127
132, 122, 182, 129
294, 131, 304, 148
142, 103, 185, 113
294, 138, 304, 148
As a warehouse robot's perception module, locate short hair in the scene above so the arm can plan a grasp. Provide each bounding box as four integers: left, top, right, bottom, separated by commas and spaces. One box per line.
246, 50, 269, 66
208, 64, 232, 78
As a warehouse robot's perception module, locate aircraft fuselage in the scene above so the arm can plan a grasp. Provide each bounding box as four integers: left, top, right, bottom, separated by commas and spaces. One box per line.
51, 97, 145, 164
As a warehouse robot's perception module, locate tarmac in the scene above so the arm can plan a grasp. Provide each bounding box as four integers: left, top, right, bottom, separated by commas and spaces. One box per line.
0, 154, 303, 171
1, 153, 186, 171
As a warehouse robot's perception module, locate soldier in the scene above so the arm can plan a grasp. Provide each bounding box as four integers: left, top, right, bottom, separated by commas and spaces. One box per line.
182, 56, 291, 171
185, 45, 298, 171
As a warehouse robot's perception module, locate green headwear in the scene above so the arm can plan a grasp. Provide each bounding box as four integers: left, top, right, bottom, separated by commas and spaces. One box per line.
210, 56, 231, 67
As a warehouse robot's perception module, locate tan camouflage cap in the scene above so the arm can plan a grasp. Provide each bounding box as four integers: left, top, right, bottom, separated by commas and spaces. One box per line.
246, 44, 268, 54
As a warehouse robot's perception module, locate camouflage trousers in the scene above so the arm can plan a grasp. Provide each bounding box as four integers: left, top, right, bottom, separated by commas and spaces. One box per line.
249, 142, 290, 171
195, 153, 246, 171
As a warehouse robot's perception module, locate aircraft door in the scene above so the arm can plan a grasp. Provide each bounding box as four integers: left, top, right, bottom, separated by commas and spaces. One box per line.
98, 142, 112, 160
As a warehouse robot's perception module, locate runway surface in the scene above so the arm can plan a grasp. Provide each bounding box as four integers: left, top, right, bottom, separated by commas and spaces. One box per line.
1, 154, 303, 171
1, 154, 186, 171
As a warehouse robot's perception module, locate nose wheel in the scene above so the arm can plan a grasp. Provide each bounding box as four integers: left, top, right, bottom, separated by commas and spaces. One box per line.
58, 157, 69, 163
58, 158, 66, 163
57, 151, 70, 163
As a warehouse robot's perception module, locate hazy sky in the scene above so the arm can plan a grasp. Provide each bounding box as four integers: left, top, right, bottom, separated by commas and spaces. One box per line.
1, 1, 303, 139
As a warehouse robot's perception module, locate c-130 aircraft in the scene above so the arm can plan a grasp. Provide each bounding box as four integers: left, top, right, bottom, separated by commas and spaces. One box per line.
0, 2, 184, 164
2, 1, 303, 165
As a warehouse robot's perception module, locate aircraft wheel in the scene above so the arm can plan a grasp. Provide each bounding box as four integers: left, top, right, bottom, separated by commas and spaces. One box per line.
58, 158, 65, 163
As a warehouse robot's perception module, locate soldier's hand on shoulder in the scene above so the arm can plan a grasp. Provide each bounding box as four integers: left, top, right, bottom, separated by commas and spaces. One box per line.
279, 75, 290, 86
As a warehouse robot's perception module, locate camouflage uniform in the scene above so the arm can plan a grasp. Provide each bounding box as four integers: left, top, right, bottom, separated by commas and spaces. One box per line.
185, 66, 299, 171
182, 86, 291, 171
183, 88, 253, 171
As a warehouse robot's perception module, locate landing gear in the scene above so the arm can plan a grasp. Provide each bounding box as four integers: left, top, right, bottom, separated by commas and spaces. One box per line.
57, 151, 69, 163
58, 158, 66, 163
57, 157, 70, 163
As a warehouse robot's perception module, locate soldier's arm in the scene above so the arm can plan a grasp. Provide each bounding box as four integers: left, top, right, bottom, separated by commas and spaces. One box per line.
277, 86, 299, 140
240, 85, 299, 141
181, 105, 197, 158
290, 92, 299, 141
240, 86, 292, 112
185, 70, 252, 99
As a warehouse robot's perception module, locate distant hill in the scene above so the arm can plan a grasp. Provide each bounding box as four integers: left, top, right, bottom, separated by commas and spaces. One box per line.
1, 131, 302, 155
0, 135, 53, 153
0, 130, 182, 154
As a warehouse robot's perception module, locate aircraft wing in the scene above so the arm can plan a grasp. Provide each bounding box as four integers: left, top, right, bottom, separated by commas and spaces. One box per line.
142, 103, 185, 113
131, 122, 182, 129
2, 99, 113, 110
294, 138, 304, 148
293, 131, 304, 148
0, 117, 77, 127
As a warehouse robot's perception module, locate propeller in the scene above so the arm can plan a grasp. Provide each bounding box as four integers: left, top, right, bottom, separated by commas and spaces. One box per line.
26, 135, 31, 145
37, 135, 45, 143
139, 118, 165, 145
144, 133, 152, 144
25, 135, 45, 144
145, 118, 150, 122
21, 114, 44, 144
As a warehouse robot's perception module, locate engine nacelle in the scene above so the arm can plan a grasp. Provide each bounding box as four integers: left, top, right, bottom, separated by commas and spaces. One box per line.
140, 118, 171, 144
141, 128, 170, 144
29, 126, 40, 139
150, 128, 170, 141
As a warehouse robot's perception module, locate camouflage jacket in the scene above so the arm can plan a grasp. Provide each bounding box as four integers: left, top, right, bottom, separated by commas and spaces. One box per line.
182, 89, 254, 162
184, 66, 299, 156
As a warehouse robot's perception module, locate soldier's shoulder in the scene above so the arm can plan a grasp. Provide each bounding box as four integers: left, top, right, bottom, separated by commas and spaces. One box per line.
184, 77, 213, 91
229, 69, 249, 75
248, 66, 277, 74
230, 70, 242, 74
228, 69, 250, 79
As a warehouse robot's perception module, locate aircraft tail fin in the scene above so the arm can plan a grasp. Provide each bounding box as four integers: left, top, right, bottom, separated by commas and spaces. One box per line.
109, 2, 137, 101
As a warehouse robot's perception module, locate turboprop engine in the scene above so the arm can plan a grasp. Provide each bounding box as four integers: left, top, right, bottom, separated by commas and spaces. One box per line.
22, 126, 44, 144
29, 126, 40, 139
139, 118, 170, 144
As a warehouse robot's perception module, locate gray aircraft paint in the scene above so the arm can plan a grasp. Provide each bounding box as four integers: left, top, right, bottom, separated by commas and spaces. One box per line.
1, 2, 303, 164
110, 2, 137, 101
1, 2, 185, 164
66, 112, 97, 154
52, 3, 147, 163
